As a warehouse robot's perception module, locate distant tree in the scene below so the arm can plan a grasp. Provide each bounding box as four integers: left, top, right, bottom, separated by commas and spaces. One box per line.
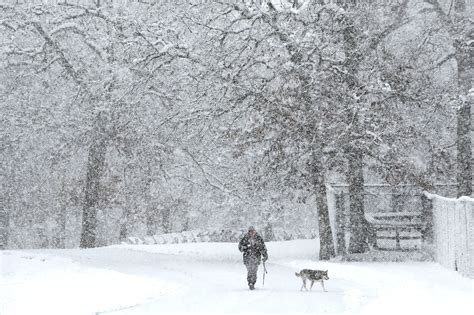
1, 2, 197, 248
0, 0, 468, 250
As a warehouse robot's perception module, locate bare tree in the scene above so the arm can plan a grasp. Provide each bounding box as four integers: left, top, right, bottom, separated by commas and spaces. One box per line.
427, 0, 472, 197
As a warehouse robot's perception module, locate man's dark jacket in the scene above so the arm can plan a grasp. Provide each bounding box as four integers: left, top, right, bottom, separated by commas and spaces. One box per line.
238, 233, 268, 264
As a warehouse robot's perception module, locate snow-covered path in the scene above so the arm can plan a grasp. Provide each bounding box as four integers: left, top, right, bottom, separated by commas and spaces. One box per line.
1, 240, 473, 315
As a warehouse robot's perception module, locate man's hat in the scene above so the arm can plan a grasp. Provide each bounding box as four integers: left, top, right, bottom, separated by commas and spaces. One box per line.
248, 226, 256, 232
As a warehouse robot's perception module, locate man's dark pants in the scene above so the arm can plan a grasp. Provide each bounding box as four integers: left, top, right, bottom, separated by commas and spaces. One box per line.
244, 256, 259, 286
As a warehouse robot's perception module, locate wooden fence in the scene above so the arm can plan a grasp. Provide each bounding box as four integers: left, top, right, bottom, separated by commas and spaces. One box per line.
425, 193, 474, 278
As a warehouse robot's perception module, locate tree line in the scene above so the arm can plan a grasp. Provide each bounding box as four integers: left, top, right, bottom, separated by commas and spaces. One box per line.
0, 0, 471, 257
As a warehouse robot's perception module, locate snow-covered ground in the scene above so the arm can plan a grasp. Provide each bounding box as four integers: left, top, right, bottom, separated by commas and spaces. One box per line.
1, 240, 473, 315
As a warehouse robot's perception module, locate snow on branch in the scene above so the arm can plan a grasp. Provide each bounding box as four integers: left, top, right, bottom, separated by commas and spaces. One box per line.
50, 22, 105, 59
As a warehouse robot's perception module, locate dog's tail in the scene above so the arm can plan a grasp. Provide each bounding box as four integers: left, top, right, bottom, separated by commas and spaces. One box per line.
295, 271, 301, 277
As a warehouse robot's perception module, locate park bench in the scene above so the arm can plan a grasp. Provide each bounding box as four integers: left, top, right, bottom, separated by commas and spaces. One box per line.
365, 211, 424, 251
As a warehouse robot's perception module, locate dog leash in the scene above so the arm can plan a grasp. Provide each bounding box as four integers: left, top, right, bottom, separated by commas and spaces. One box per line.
262, 261, 268, 286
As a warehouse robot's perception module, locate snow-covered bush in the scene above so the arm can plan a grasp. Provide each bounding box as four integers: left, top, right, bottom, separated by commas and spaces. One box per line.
126, 228, 316, 245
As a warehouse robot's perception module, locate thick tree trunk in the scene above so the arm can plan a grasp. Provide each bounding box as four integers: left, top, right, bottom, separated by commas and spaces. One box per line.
80, 113, 108, 248
456, 101, 472, 197
312, 155, 335, 260
53, 205, 66, 248
119, 163, 133, 242
146, 210, 156, 237
455, 29, 472, 197
53, 181, 67, 249
0, 207, 8, 250
335, 192, 346, 255
144, 164, 156, 237
421, 193, 434, 243
1, 175, 13, 249
347, 149, 369, 254
340, 8, 370, 254
119, 206, 132, 242
161, 207, 171, 234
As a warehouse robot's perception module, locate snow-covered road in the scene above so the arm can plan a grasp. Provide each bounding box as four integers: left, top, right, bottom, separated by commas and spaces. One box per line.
1, 240, 473, 315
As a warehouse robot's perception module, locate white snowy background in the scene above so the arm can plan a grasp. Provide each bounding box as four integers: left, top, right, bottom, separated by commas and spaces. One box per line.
1, 0, 473, 314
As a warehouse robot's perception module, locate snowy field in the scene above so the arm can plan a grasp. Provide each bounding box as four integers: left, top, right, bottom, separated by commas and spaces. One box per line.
1, 240, 473, 315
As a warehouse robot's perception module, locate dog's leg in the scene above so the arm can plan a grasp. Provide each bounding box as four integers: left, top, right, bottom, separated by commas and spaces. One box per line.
310, 280, 314, 290
301, 278, 308, 291
300, 280, 304, 291
321, 280, 327, 292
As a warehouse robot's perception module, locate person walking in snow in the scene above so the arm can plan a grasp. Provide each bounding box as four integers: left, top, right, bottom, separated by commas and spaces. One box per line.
238, 226, 268, 290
